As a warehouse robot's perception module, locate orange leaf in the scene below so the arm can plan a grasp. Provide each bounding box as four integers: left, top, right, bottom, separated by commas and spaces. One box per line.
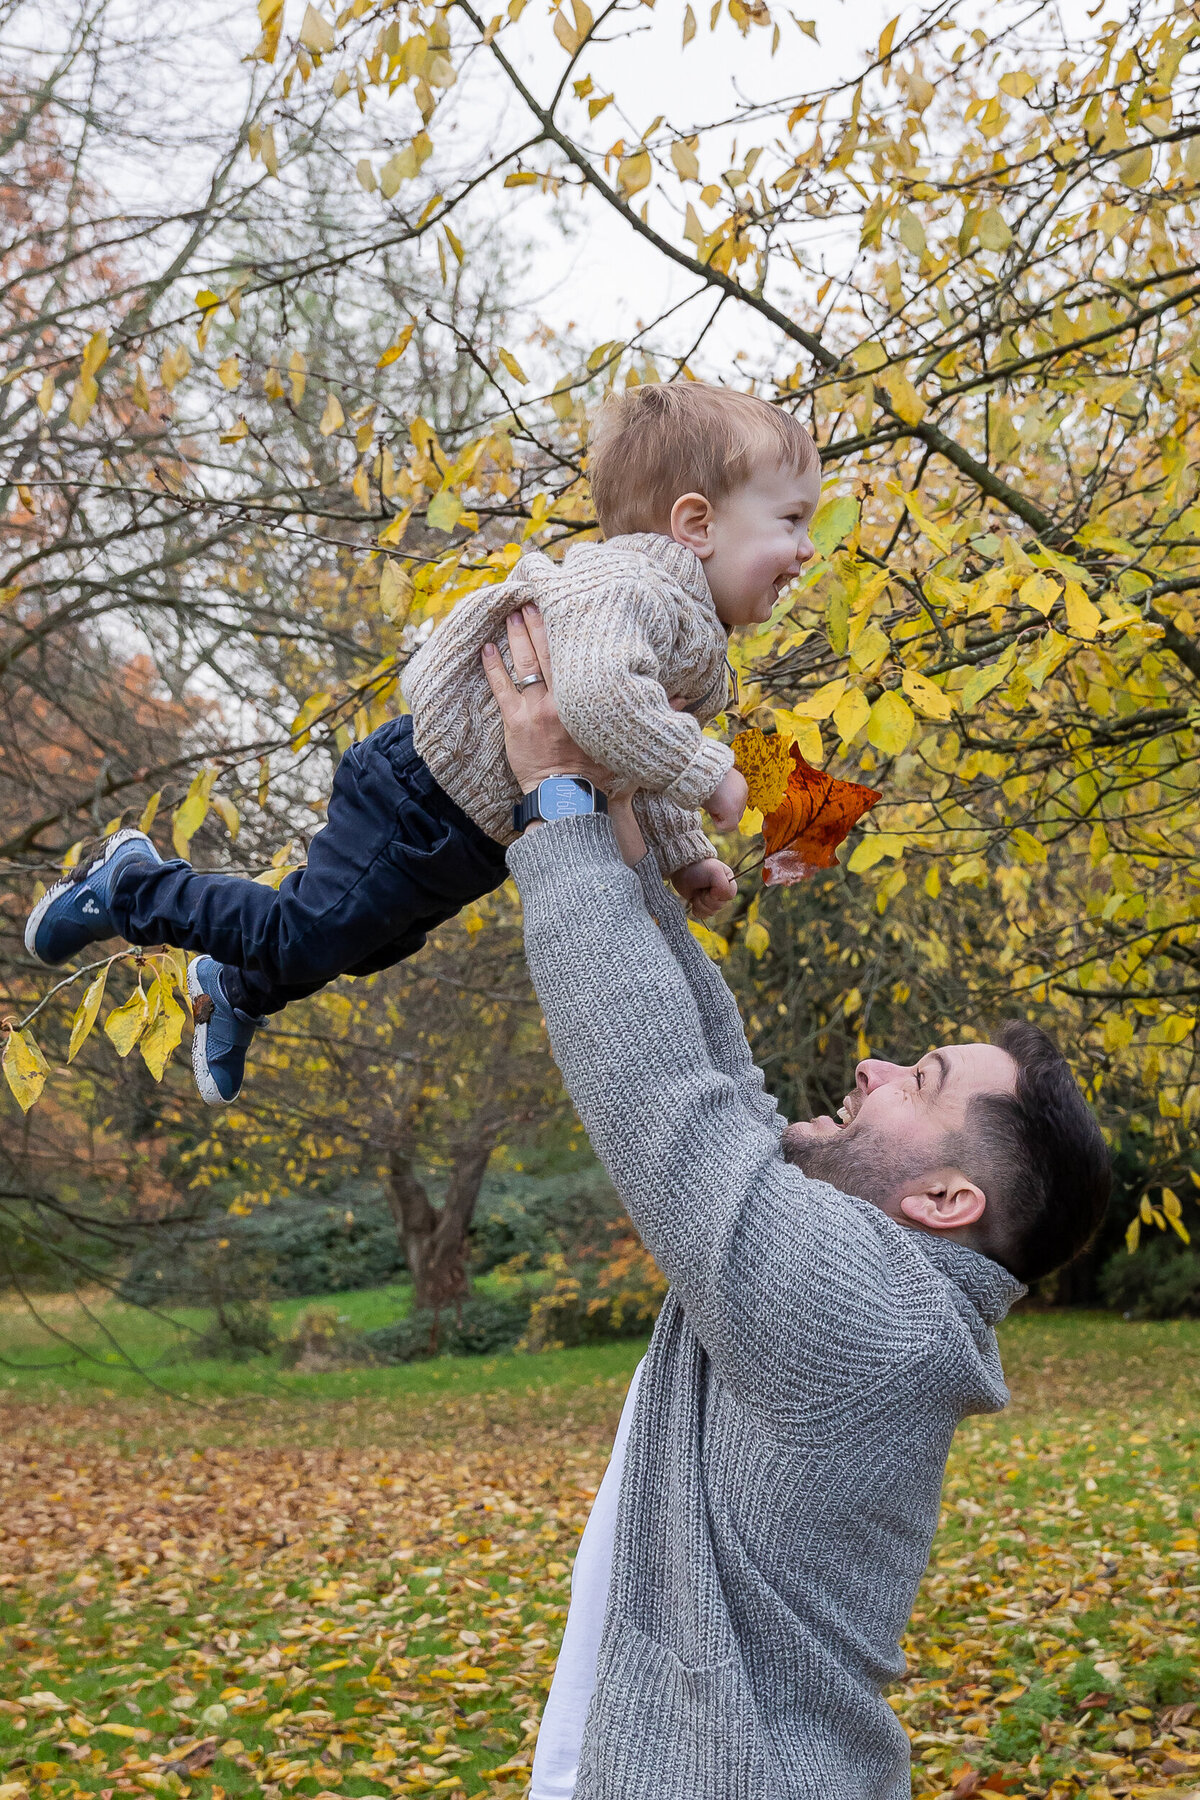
761, 744, 880, 885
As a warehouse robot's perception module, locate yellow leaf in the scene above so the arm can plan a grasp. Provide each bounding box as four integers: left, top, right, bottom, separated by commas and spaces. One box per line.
290, 690, 333, 750
897, 209, 926, 258
867, 690, 914, 757
894, 487, 952, 554
833, 686, 871, 745
36, 372, 54, 416
3, 1028, 49, 1112
682, 3, 696, 44
173, 766, 217, 858
1064, 580, 1101, 639
289, 349, 306, 405
356, 158, 377, 192
1010, 827, 1046, 865
670, 138, 699, 182
220, 417, 248, 444
498, 347, 528, 384
1126, 1215, 1140, 1253
131, 363, 150, 411
211, 795, 240, 842
68, 374, 98, 428
426, 486, 463, 533
352, 463, 371, 510
882, 370, 926, 424
1118, 144, 1153, 188
1019, 572, 1058, 617
999, 70, 1035, 98
444, 223, 464, 265
216, 355, 242, 391
796, 676, 846, 721
901, 669, 952, 721
319, 392, 345, 435
379, 560, 414, 623
688, 919, 728, 960
377, 324, 415, 368
877, 13, 899, 59
81, 330, 109, 381
104, 987, 149, 1059
743, 920, 769, 961
138, 790, 161, 832
299, 2, 334, 51
140, 977, 186, 1080
553, 0, 593, 55
617, 148, 652, 198
68, 967, 109, 1064
977, 208, 1012, 251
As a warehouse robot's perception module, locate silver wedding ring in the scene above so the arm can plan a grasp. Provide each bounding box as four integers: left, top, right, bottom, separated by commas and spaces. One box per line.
514, 672, 545, 689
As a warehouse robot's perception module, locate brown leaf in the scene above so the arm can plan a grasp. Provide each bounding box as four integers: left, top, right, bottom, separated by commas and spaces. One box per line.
162, 1738, 217, 1775
761, 744, 880, 885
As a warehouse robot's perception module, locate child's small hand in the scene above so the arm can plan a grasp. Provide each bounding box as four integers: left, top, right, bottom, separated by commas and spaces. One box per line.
672, 858, 737, 918
705, 767, 749, 833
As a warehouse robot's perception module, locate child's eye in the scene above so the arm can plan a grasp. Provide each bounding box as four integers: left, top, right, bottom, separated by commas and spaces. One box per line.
916, 1067, 924, 1090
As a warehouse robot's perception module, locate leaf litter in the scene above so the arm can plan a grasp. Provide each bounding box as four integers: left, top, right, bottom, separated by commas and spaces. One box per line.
0, 1319, 1194, 1800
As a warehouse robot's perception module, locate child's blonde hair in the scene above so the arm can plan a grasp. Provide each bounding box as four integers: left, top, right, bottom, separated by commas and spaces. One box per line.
586, 381, 819, 538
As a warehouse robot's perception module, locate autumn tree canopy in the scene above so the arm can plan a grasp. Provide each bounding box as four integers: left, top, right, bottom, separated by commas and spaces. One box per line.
5, 0, 1200, 1247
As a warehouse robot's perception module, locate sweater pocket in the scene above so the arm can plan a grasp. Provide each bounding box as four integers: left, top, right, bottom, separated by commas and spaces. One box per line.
576, 1621, 765, 1800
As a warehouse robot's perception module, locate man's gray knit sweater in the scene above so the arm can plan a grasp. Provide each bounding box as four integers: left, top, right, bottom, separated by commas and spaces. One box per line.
507, 815, 1025, 1800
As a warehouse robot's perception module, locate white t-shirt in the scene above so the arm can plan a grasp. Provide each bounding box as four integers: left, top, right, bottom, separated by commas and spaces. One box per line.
529, 1360, 645, 1800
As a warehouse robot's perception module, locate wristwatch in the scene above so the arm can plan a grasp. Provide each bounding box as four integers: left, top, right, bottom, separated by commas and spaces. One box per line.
513, 776, 609, 832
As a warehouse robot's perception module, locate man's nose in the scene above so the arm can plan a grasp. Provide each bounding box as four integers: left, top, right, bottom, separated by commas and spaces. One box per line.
855, 1057, 908, 1094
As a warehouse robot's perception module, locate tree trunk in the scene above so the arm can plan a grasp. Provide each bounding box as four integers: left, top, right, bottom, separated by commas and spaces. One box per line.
383, 1104, 508, 1324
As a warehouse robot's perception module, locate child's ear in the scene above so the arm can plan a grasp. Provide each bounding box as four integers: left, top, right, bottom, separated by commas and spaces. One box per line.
669, 492, 716, 557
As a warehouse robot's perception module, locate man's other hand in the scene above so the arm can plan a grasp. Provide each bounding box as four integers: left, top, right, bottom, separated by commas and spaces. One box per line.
672, 857, 737, 918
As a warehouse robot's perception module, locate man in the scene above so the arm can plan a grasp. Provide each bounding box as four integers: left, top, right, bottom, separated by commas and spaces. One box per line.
481, 610, 1111, 1800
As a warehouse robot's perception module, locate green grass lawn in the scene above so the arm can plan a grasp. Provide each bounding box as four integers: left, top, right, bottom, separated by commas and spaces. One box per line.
0, 1309, 1196, 1799
0, 1273, 535, 1401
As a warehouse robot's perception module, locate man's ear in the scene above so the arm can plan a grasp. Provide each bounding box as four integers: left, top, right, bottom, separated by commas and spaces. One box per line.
669, 492, 716, 558
898, 1169, 986, 1233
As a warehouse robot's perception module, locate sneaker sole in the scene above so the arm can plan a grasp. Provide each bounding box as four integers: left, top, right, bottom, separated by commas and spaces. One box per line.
187, 958, 231, 1107
24, 827, 157, 965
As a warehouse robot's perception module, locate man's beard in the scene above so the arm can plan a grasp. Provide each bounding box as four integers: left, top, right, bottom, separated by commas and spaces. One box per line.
781, 1119, 922, 1213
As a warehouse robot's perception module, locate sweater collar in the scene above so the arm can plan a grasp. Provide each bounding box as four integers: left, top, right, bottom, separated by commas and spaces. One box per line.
908, 1233, 1026, 1326
611, 533, 713, 608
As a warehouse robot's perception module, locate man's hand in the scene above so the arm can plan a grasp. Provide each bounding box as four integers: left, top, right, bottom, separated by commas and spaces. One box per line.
481, 605, 613, 795
705, 766, 750, 833
481, 606, 649, 867
672, 858, 737, 918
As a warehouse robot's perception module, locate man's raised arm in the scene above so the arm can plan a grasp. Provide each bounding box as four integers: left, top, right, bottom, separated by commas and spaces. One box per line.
484, 611, 936, 1427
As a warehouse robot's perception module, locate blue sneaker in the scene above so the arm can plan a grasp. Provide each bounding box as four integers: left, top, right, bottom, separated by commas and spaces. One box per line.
187, 957, 262, 1105
25, 828, 163, 966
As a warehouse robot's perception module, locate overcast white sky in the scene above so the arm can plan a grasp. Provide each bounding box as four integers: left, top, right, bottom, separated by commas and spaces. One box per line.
22, 0, 1100, 371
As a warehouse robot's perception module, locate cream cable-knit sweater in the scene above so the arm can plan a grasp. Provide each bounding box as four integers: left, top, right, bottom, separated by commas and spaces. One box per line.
401, 533, 734, 875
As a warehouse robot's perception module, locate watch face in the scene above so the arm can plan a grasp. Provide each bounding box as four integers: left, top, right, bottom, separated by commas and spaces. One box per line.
540, 777, 595, 819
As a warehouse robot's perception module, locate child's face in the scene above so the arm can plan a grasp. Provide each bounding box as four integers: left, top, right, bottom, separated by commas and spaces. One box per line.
672, 460, 822, 629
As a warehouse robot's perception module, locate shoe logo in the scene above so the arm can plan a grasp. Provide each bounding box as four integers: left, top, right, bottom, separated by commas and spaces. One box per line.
81, 898, 100, 916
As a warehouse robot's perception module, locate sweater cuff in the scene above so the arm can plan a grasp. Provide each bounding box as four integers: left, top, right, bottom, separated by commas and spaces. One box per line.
506, 811, 628, 892
661, 735, 735, 810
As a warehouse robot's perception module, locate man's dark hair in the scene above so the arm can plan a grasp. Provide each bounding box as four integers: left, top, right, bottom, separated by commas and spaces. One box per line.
959, 1020, 1111, 1285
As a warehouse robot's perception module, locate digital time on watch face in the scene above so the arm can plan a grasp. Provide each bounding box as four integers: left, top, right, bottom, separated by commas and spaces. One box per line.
539, 777, 596, 819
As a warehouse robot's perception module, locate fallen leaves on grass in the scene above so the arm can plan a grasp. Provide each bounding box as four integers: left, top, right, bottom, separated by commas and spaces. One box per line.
0, 1323, 1195, 1800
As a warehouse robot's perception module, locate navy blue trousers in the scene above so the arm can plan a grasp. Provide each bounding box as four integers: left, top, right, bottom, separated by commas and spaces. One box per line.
107, 719, 509, 1017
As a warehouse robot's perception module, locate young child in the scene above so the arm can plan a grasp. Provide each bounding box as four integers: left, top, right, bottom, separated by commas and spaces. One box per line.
26, 383, 821, 1104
